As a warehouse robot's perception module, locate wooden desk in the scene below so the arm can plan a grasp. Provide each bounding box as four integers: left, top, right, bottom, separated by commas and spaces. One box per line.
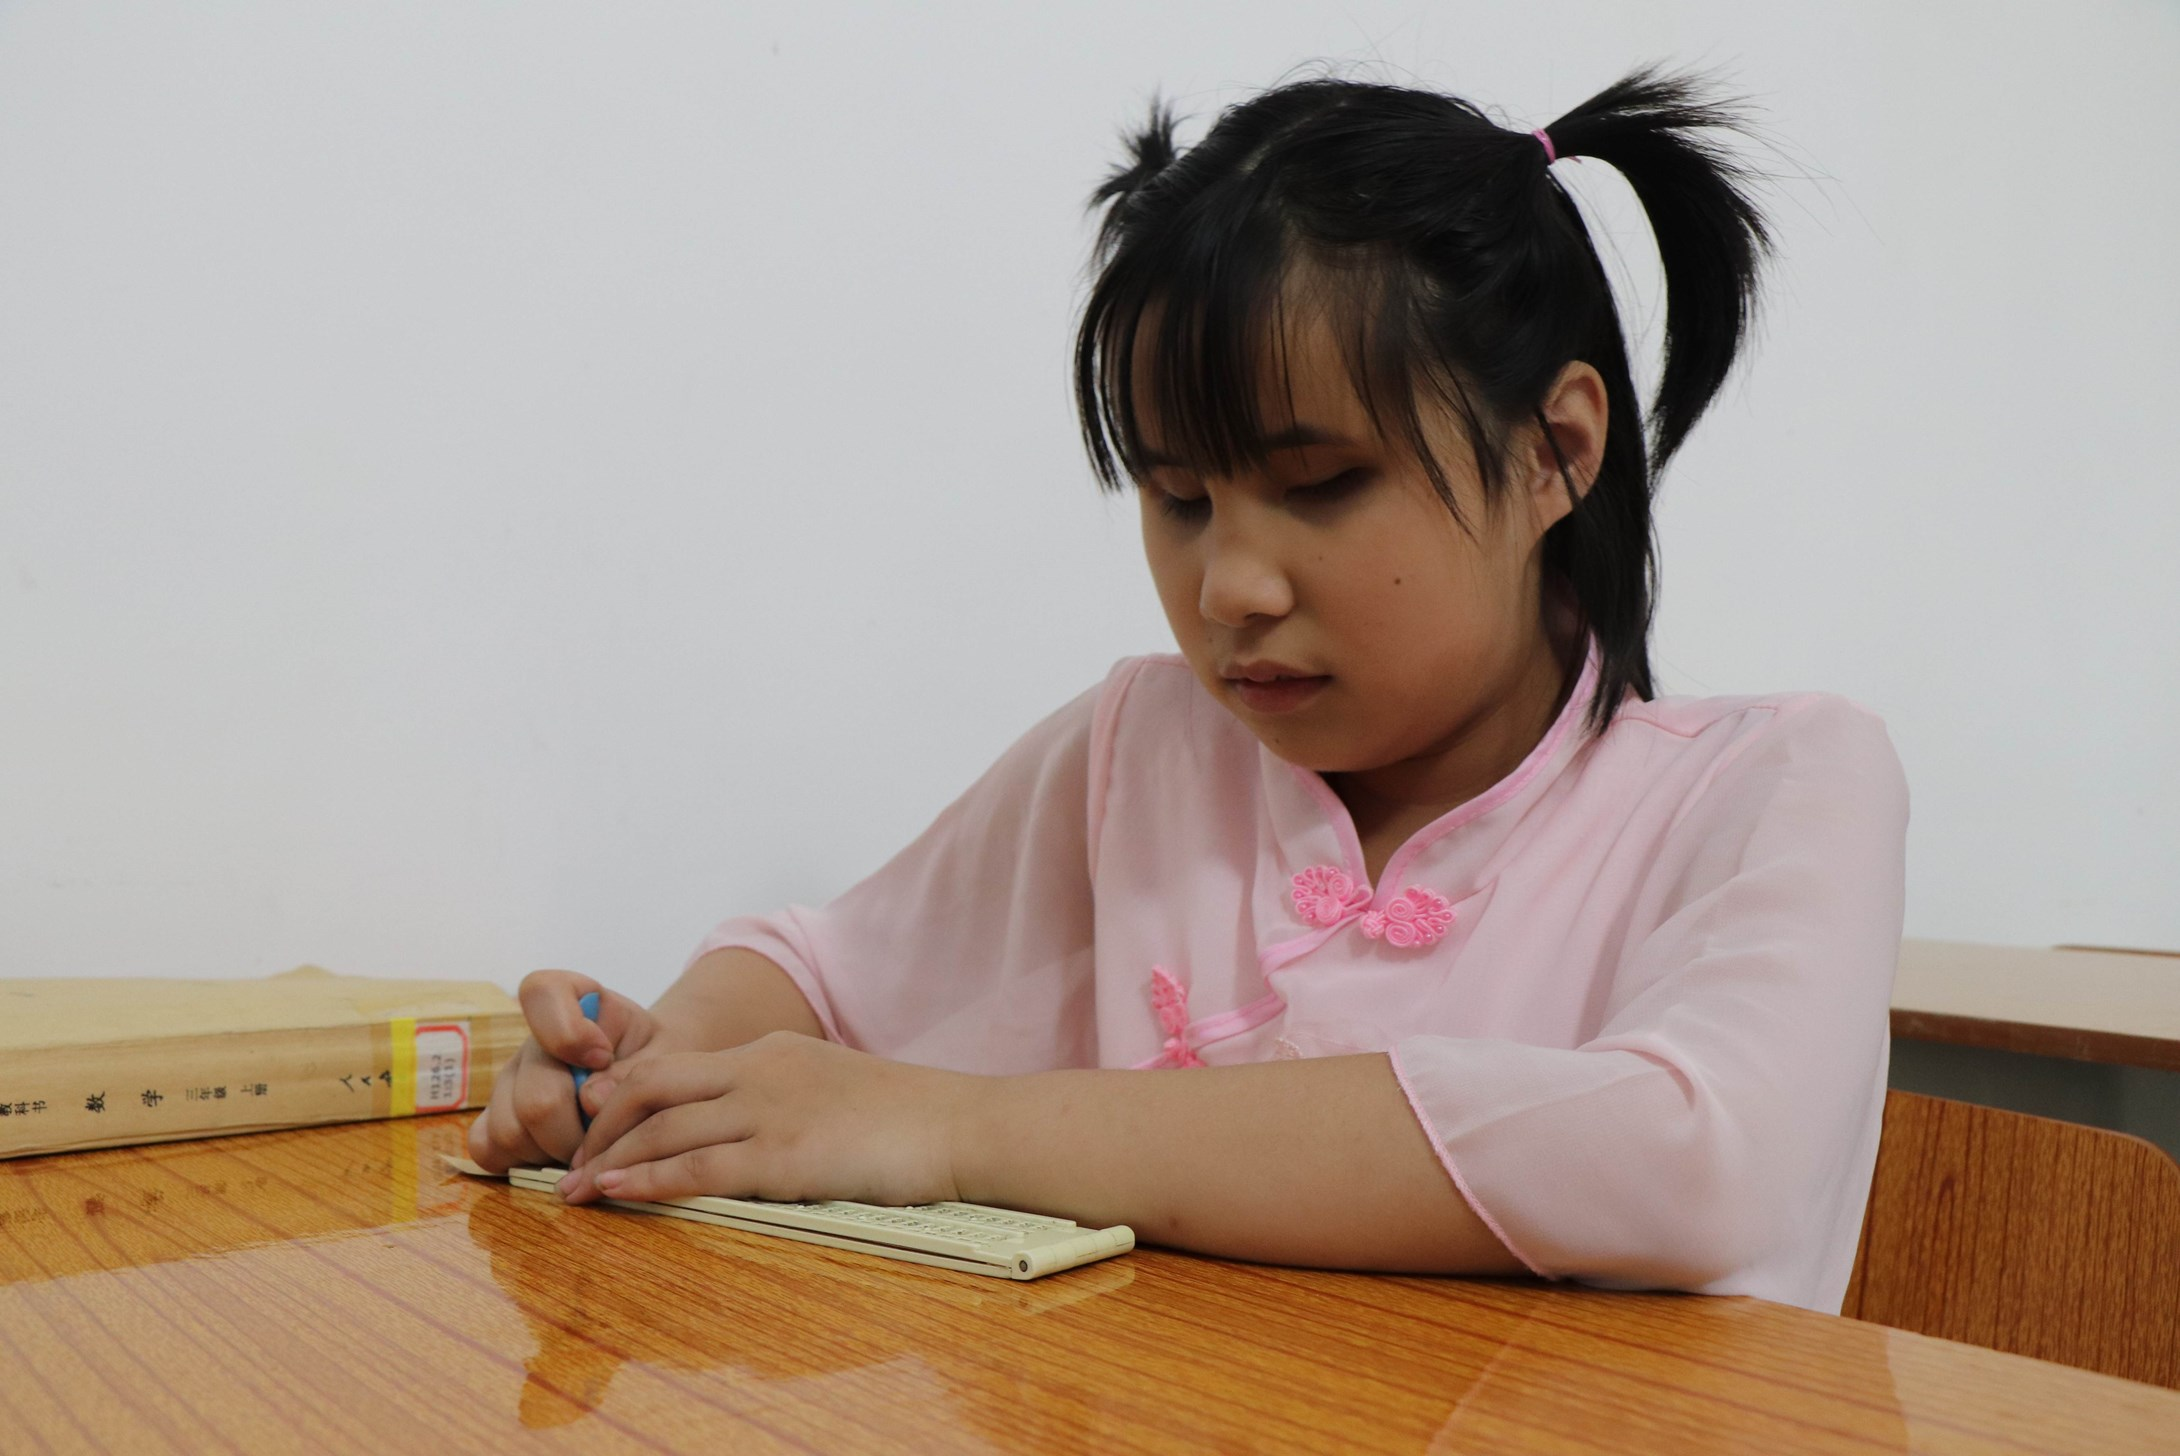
1893, 939, 2180, 1071
4, 1117, 2177, 1453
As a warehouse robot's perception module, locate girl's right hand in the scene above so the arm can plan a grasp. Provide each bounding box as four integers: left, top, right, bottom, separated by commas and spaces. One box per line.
466, 970, 667, 1172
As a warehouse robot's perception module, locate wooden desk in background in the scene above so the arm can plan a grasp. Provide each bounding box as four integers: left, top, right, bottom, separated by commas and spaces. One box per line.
3, 1117, 2177, 1453
1893, 939, 2180, 1071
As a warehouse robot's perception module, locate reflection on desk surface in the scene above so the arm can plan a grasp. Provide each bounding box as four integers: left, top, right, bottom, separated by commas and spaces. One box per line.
2, 1115, 2177, 1453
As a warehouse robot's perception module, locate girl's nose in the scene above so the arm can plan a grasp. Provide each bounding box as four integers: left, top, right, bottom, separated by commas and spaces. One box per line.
1198, 522, 1295, 627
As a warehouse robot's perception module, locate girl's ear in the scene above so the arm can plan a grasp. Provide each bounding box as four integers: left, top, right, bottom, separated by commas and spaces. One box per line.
1521, 361, 1609, 541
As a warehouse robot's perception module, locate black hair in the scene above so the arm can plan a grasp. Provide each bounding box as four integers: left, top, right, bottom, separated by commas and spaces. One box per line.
1072, 64, 1773, 735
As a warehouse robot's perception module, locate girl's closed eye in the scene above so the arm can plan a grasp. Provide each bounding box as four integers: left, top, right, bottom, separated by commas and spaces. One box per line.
1143, 469, 1371, 522
1284, 468, 1372, 507
1145, 480, 1211, 521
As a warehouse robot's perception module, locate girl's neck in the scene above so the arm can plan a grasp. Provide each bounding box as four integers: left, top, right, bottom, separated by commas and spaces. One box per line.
1325, 615, 1582, 881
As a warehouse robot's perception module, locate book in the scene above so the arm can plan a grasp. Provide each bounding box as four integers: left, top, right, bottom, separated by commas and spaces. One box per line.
0, 965, 527, 1159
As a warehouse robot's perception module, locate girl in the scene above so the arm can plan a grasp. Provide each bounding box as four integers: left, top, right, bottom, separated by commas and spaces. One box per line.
469, 64, 1907, 1315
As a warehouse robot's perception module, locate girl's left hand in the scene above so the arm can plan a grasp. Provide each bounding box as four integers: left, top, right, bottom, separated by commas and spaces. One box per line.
552, 1032, 980, 1210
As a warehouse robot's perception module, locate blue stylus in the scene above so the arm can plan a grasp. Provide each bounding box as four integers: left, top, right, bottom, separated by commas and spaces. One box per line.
571, 990, 601, 1130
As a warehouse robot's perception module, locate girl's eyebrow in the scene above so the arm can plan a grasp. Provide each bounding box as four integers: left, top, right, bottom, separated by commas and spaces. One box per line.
1138, 423, 1360, 469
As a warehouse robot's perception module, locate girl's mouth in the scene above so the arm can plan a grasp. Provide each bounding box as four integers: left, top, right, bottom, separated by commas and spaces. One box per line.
1230, 675, 1330, 714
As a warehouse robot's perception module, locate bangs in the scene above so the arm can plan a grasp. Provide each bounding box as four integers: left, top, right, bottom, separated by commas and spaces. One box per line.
1074, 232, 1504, 523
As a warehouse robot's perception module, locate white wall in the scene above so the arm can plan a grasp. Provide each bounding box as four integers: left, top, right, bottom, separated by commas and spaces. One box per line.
3, 2, 2174, 998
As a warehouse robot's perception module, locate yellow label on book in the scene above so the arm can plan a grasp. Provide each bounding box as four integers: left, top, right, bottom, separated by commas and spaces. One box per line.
388, 1019, 474, 1118
389, 1018, 418, 1117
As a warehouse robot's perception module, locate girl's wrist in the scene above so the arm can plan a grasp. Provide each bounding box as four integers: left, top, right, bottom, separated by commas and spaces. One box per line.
654, 946, 828, 1052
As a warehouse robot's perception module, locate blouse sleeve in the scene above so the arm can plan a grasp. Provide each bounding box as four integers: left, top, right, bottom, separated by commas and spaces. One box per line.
683, 674, 1106, 1076
1386, 695, 1910, 1308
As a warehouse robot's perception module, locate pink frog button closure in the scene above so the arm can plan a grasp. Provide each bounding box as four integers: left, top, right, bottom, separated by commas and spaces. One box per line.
1290, 866, 1455, 948
1290, 865, 1371, 928
1146, 965, 1206, 1068
1358, 887, 1455, 947
1136, 966, 1286, 1069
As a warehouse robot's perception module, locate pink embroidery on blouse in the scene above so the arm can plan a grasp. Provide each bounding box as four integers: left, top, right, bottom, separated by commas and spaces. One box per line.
1148, 965, 1206, 1069
1291, 863, 1455, 949
1273, 1037, 1302, 1060
1357, 886, 1456, 948
1290, 865, 1371, 927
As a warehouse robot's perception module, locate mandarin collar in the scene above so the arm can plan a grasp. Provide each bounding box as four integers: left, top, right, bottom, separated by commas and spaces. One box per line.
1260, 632, 1605, 901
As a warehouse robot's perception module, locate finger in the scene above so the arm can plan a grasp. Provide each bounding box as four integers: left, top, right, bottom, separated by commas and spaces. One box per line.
467, 1111, 547, 1173
577, 1070, 621, 1123
588, 990, 654, 1058
560, 1099, 754, 1203
505, 1046, 592, 1159
517, 969, 614, 1070
572, 1054, 738, 1172
469, 1053, 548, 1170
467, 1061, 553, 1172
590, 1143, 753, 1205
573, 1049, 667, 1125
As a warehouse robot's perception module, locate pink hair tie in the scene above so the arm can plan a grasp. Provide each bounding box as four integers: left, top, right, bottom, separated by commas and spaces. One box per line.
1532, 127, 1557, 164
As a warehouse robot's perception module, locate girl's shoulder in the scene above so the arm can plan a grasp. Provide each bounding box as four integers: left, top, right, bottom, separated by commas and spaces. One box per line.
1095, 651, 1195, 693
1086, 651, 1243, 779
1088, 652, 1211, 730
1080, 656, 1906, 823
1092, 657, 1900, 757
1603, 684, 1897, 761
1593, 685, 1908, 829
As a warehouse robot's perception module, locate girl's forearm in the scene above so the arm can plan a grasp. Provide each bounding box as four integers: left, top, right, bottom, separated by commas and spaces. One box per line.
650, 947, 826, 1052
949, 1055, 1528, 1275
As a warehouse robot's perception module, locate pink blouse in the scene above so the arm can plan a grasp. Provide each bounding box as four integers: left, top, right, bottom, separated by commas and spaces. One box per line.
688, 636, 1910, 1313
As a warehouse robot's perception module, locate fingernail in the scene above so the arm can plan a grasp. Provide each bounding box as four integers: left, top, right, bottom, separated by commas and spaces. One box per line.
595, 1170, 625, 1193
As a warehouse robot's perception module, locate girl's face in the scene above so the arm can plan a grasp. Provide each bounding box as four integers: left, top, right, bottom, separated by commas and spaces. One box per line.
1133, 300, 1603, 792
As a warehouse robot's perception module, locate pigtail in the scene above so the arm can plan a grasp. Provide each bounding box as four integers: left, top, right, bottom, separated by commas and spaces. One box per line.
1543, 67, 1774, 471
1075, 92, 1209, 489
1086, 94, 1186, 261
